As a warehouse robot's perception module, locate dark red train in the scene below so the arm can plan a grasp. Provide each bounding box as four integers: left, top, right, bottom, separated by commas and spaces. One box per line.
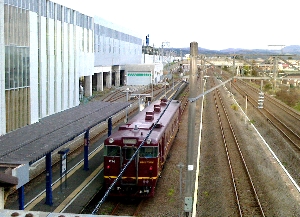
103, 98, 181, 197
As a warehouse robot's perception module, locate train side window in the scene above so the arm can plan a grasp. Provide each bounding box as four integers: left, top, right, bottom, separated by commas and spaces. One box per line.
104, 146, 120, 157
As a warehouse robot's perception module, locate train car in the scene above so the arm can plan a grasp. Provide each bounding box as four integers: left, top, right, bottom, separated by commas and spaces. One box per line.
103, 98, 181, 197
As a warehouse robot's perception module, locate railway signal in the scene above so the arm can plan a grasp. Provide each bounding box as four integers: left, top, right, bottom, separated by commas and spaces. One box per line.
258, 92, 264, 109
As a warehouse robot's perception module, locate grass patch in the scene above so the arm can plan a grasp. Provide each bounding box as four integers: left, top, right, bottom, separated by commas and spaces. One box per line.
249, 119, 255, 124
282, 161, 287, 167
203, 191, 209, 197
168, 188, 175, 197
99, 204, 114, 214
231, 104, 239, 111
293, 102, 300, 112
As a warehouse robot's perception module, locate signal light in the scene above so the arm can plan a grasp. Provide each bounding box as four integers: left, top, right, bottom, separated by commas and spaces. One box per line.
149, 166, 153, 171
258, 92, 264, 109
107, 165, 110, 169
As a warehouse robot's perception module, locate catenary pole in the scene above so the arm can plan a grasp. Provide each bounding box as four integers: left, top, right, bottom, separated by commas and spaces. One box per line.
184, 42, 198, 216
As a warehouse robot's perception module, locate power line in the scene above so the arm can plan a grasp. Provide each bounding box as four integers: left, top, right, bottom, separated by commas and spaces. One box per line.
92, 87, 182, 214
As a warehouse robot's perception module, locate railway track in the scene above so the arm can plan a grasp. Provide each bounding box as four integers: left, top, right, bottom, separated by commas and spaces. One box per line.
198, 69, 300, 215
5, 82, 188, 215
237, 79, 300, 127
212, 78, 265, 216
232, 79, 300, 152
110, 199, 144, 216
101, 84, 165, 102
101, 89, 124, 102
86, 81, 189, 215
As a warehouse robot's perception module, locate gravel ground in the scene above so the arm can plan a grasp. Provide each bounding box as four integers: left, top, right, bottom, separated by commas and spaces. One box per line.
138, 76, 300, 217
138, 100, 190, 217
4, 77, 300, 217
196, 78, 300, 216
138, 78, 202, 217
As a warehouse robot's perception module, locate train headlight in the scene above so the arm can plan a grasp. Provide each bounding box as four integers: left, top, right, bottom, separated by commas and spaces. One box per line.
146, 138, 151, 144
109, 138, 114, 143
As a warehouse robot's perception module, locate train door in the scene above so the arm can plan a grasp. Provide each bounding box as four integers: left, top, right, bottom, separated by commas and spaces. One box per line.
121, 146, 138, 185
158, 141, 163, 170
160, 136, 165, 164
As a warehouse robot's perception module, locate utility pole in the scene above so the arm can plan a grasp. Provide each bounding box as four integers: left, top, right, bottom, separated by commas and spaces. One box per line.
268, 45, 285, 90
232, 55, 236, 75
143, 41, 145, 63
184, 42, 198, 216
161, 41, 170, 93
180, 49, 183, 61
272, 56, 278, 89
153, 43, 155, 63
123, 88, 131, 122
161, 41, 170, 63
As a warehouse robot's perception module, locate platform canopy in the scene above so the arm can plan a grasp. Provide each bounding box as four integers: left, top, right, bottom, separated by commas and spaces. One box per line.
0, 101, 130, 165
0, 171, 18, 187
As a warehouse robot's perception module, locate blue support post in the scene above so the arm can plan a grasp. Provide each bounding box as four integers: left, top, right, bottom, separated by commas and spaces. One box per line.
18, 186, 24, 210
84, 130, 90, 171
58, 148, 70, 191
45, 153, 53, 206
108, 117, 112, 137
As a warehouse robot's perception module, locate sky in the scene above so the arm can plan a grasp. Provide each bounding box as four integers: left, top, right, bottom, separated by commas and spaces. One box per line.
53, 0, 300, 50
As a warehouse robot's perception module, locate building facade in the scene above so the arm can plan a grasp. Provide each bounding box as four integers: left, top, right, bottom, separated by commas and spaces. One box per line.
0, 0, 142, 135
91, 16, 142, 92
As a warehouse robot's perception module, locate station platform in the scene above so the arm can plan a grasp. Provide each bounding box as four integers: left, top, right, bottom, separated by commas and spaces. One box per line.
0, 209, 130, 217
1, 100, 131, 215
4, 129, 105, 213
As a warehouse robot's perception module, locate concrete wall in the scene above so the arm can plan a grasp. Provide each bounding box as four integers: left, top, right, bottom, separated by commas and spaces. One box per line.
29, 11, 39, 124
142, 53, 162, 64
94, 16, 142, 67
125, 64, 163, 85
1, 0, 142, 135
29, 6, 94, 120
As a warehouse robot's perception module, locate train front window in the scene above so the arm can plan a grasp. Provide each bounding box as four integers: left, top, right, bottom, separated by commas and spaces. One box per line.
104, 146, 120, 157
139, 147, 158, 158
123, 147, 137, 160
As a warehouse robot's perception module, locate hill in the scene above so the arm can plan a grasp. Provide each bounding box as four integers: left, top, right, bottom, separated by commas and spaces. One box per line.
166, 45, 300, 57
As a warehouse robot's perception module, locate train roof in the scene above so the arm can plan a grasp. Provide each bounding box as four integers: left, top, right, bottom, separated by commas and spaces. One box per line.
107, 98, 181, 144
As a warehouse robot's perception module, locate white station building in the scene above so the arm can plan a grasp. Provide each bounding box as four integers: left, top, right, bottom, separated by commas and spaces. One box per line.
0, 0, 165, 135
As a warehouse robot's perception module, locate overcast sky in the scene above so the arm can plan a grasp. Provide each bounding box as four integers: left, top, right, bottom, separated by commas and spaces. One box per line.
53, 0, 300, 50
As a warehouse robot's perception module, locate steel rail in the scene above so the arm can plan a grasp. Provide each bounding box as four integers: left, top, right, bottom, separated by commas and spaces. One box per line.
213, 79, 265, 216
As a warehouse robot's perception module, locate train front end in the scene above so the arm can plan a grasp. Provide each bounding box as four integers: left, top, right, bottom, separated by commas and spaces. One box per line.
103, 125, 159, 197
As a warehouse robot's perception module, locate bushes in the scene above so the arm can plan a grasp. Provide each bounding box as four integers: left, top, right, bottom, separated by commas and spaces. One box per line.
275, 87, 300, 111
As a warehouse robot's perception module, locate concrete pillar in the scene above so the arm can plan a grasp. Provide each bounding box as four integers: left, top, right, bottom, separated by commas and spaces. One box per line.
0, 187, 4, 209
84, 75, 92, 97
115, 71, 120, 87
0, 0, 6, 135
96, 72, 103, 91
106, 72, 111, 88
185, 41, 198, 215
112, 65, 120, 87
